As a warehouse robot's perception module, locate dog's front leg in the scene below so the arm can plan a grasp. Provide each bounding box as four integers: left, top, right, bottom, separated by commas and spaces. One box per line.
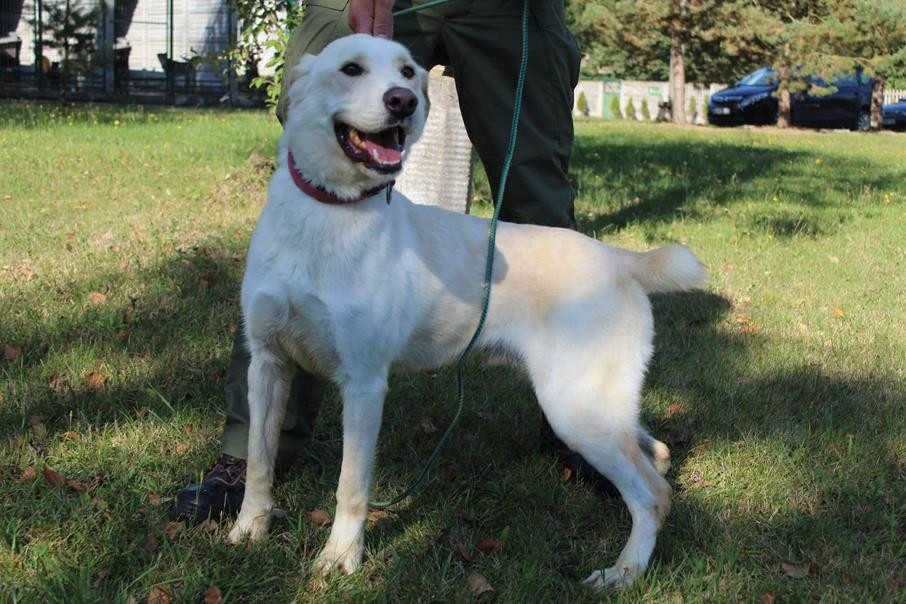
228, 348, 290, 543
314, 376, 387, 576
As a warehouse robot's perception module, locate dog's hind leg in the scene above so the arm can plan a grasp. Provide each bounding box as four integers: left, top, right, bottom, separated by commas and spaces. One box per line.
524, 303, 670, 588
313, 375, 388, 576
228, 347, 291, 543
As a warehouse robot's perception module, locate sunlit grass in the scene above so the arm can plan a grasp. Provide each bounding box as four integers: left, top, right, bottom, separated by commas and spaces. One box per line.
1, 102, 904, 601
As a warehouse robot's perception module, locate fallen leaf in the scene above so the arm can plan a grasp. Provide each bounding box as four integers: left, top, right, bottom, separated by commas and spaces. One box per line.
48, 374, 70, 394
309, 509, 331, 526
832, 307, 845, 319
116, 329, 130, 342
367, 510, 391, 527
43, 465, 66, 488
163, 521, 184, 540
146, 584, 171, 604
467, 573, 494, 597
61, 431, 80, 440
144, 532, 160, 554
2, 344, 22, 361
665, 402, 687, 418
147, 492, 162, 506
18, 465, 36, 482
85, 370, 107, 392
781, 560, 813, 578
758, 593, 775, 604
66, 478, 87, 492
174, 442, 189, 455
453, 541, 474, 562
560, 465, 573, 482
203, 586, 223, 604
88, 291, 108, 305
476, 538, 503, 554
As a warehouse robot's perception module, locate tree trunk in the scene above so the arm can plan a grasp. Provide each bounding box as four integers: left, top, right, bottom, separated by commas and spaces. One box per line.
776, 64, 792, 128
870, 77, 885, 131
669, 0, 686, 124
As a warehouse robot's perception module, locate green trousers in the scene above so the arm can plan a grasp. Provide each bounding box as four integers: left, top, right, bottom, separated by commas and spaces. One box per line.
222, 0, 580, 459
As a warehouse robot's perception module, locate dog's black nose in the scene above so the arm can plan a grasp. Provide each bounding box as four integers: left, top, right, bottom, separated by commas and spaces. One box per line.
383, 87, 418, 118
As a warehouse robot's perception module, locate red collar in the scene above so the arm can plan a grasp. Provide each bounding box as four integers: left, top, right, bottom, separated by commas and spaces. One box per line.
288, 151, 393, 205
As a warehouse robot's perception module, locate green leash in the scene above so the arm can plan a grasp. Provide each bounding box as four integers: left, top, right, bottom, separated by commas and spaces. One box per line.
370, 0, 531, 508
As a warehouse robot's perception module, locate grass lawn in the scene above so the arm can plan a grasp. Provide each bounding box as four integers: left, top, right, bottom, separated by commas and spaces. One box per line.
1, 101, 904, 602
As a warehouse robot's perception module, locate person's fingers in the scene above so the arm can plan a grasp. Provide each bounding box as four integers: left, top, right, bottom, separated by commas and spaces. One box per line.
348, 0, 375, 34
372, 0, 395, 38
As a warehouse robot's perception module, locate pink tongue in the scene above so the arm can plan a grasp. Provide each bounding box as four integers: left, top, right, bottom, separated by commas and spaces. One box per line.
361, 139, 402, 164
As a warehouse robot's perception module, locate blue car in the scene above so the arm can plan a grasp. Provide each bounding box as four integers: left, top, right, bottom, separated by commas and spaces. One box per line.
882, 97, 906, 131
709, 68, 876, 131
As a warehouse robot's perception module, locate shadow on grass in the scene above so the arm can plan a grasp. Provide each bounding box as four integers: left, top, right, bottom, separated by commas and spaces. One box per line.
3, 241, 902, 599
570, 133, 904, 237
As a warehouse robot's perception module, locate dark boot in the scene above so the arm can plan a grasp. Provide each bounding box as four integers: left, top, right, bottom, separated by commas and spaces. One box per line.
169, 454, 247, 524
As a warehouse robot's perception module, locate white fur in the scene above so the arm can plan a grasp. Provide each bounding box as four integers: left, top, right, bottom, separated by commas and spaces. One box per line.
228, 35, 707, 589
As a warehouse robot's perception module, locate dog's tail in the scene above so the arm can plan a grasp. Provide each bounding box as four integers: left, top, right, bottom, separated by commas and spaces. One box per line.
622, 244, 707, 294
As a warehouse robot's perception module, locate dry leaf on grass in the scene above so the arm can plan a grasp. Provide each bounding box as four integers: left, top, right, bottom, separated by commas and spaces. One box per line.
467, 573, 494, 597
85, 370, 108, 392
665, 402, 687, 418
367, 510, 391, 527
147, 492, 162, 506
88, 291, 108, 305
560, 466, 573, 482
2, 344, 22, 361
163, 521, 184, 540
758, 593, 775, 604
43, 465, 66, 488
203, 586, 223, 604
174, 442, 189, 455
476, 537, 504, 554
309, 509, 331, 526
146, 584, 171, 604
18, 465, 37, 482
781, 560, 814, 578
832, 307, 845, 319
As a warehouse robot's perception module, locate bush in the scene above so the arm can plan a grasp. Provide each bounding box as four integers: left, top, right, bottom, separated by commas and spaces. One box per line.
577, 91, 589, 117
641, 98, 651, 121
610, 95, 622, 119
625, 98, 637, 121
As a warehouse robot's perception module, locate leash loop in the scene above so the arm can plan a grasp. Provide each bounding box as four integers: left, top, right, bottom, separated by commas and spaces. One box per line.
370, 0, 530, 508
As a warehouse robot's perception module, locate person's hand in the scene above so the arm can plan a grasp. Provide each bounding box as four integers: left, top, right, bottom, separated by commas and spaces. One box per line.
348, 0, 394, 38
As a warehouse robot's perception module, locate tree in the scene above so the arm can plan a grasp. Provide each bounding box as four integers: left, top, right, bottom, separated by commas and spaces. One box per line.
34, 0, 101, 79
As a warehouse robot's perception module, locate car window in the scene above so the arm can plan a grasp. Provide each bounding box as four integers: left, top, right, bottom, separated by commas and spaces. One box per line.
738, 68, 777, 87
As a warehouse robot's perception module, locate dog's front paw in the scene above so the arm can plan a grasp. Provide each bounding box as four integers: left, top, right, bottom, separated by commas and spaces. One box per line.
227, 509, 272, 544
582, 565, 640, 590
313, 534, 364, 576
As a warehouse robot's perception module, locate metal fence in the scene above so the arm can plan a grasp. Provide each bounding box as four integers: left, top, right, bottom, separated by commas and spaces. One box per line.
0, 0, 245, 104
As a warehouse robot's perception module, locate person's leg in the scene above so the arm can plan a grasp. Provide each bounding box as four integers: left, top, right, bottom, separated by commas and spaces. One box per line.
440, 0, 580, 228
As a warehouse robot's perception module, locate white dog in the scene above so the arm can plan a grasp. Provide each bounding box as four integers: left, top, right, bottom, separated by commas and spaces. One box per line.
228, 34, 706, 589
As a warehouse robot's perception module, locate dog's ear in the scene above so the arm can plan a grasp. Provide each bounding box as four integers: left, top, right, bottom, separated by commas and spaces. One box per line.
291, 53, 318, 81
285, 53, 318, 106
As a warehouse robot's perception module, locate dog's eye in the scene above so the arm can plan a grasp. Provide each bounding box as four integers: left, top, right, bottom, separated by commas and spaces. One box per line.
401, 65, 415, 79
340, 62, 365, 76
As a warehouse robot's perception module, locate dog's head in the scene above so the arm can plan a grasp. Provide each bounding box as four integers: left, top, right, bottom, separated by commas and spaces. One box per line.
284, 35, 429, 199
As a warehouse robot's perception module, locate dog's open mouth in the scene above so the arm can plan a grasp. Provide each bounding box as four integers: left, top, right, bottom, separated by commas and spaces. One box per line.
335, 122, 406, 174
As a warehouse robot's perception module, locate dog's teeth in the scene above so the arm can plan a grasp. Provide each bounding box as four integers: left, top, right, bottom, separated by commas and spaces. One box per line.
348, 128, 364, 148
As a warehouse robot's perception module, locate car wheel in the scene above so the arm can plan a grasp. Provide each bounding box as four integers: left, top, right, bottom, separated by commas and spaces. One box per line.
855, 110, 871, 132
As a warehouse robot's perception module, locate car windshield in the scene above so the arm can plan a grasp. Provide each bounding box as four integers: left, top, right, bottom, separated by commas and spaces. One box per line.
738, 68, 777, 87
